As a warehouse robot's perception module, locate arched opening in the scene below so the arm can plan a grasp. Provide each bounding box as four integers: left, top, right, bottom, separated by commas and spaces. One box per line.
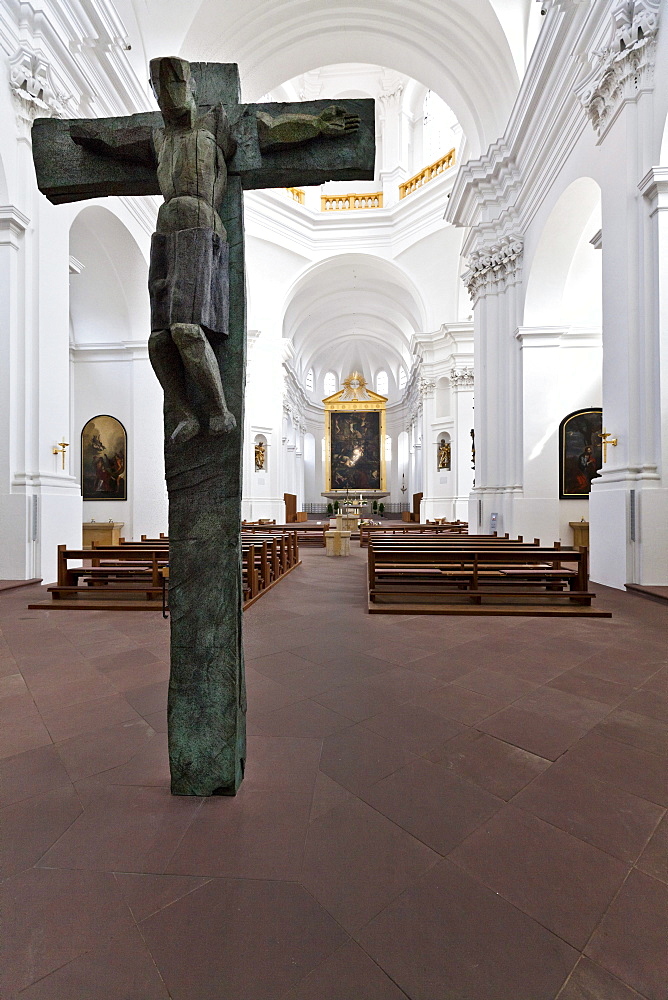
69, 206, 164, 541
519, 177, 603, 544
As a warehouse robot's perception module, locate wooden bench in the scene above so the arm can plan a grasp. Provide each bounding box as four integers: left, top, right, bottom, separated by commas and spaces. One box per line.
29, 530, 302, 612
367, 540, 610, 617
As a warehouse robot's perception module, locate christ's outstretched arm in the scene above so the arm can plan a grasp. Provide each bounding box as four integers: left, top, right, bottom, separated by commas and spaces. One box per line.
256, 105, 360, 152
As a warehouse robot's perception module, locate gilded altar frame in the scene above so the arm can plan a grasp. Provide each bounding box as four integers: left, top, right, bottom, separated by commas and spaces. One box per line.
323, 375, 387, 493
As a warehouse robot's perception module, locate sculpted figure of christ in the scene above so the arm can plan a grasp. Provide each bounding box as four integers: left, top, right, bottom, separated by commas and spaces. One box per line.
71, 56, 360, 445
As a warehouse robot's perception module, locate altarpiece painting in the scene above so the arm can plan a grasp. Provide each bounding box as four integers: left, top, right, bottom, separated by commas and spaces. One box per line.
324, 372, 387, 492
81, 414, 127, 500
559, 408, 602, 498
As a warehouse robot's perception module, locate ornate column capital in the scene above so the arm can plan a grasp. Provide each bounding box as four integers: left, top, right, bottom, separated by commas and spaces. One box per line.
576, 0, 661, 141
462, 235, 524, 303
450, 367, 474, 389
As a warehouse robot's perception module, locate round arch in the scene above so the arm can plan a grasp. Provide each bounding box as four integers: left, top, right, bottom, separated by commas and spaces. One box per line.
69, 205, 150, 345
282, 253, 425, 400
182, 1, 521, 157
523, 177, 602, 329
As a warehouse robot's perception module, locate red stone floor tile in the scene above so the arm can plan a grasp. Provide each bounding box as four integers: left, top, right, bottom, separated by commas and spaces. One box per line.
449, 805, 629, 949
113, 871, 211, 922
478, 703, 596, 760
319, 724, 415, 794
356, 858, 578, 1000
453, 666, 537, 702
143, 708, 167, 732
55, 718, 156, 781
281, 940, 407, 1000
592, 707, 668, 756
576, 649, 666, 687
561, 731, 668, 806
37, 778, 202, 873
247, 697, 353, 738
312, 674, 409, 722
0, 867, 137, 996
124, 678, 168, 717
0, 704, 52, 760
166, 787, 312, 879
619, 688, 668, 723
300, 796, 439, 932
16, 923, 171, 1000
547, 668, 636, 707
92, 732, 170, 786
24, 671, 118, 711
585, 869, 668, 1000
39, 693, 143, 743
411, 681, 507, 725
140, 878, 349, 1000
361, 702, 467, 755
636, 813, 668, 885
641, 666, 668, 695
243, 734, 322, 793
0, 783, 82, 878
556, 957, 646, 999
309, 771, 357, 822
431, 729, 551, 799
361, 756, 503, 855
512, 759, 665, 862
0, 743, 71, 806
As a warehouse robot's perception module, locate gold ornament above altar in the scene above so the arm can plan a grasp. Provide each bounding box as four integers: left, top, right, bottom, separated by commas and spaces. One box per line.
323, 371, 387, 492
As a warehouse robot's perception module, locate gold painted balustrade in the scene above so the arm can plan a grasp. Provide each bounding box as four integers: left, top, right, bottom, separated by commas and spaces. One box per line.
399, 148, 456, 199
286, 187, 305, 204
321, 192, 383, 211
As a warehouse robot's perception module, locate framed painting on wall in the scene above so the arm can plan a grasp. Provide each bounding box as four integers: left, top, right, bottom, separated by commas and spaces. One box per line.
329, 410, 381, 490
559, 408, 602, 498
81, 415, 127, 501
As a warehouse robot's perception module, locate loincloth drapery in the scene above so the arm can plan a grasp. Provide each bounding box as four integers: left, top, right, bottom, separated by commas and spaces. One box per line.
149, 227, 229, 335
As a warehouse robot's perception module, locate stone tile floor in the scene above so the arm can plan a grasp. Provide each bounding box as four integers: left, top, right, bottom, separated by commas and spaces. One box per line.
1, 547, 667, 999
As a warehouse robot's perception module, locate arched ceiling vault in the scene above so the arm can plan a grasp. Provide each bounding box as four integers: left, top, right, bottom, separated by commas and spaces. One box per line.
121, 0, 527, 159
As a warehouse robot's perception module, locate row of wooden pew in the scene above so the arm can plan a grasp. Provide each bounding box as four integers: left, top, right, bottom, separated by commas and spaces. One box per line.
359, 521, 468, 547
366, 532, 611, 617
28, 530, 302, 613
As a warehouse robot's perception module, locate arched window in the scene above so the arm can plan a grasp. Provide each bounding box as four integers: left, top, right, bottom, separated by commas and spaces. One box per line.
305, 368, 314, 392
324, 371, 337, 397
376, 370, 389, 396
398, 367, 407, 392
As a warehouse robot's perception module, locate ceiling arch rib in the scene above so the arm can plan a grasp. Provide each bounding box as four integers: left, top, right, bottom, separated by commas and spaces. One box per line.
282, 253, 424, 402
178, 0, 521, 157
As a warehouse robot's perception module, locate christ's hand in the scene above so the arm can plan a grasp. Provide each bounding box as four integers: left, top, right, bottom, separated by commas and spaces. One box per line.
318, 106, 361, 137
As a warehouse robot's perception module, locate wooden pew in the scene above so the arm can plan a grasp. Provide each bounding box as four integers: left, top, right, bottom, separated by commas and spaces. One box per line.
367, 538, 610, 617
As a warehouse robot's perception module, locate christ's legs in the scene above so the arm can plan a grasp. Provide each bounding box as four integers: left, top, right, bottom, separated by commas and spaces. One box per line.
149, 328, 200, 444
171, 323, 237, 435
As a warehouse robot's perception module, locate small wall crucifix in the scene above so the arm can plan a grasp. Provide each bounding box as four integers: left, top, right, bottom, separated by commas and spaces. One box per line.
596, 429, 618, 463
52, 439, 69, 470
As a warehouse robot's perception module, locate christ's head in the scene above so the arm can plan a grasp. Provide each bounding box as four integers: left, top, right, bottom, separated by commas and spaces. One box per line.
150, 57, 196, 124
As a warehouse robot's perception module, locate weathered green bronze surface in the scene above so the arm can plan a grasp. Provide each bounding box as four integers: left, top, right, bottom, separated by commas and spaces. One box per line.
31, 61, 375, 796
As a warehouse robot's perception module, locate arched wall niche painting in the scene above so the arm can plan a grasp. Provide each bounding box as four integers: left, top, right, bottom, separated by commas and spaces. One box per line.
81, 415, 127, 501
559, 408, 603, 499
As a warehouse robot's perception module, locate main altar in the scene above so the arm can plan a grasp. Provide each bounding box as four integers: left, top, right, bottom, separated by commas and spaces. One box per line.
321, 371, 389, 507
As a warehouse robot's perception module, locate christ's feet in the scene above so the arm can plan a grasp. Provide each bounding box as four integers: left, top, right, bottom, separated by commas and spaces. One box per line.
170, 416, 200, 445
210, 411, 237, 434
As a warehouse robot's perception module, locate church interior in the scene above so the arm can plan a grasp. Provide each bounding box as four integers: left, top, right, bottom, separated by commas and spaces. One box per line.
1, 1, 667, 997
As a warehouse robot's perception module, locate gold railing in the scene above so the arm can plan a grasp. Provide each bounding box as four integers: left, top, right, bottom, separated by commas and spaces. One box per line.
321, 192, 383, 211
286, 187, 305, 204
399, 149, 456, 199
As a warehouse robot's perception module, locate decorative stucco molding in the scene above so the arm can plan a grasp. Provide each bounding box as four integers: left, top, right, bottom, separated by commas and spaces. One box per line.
577, 0, 660, 140
419, 379, 436, 399
9, 46, 74, 134
450, 367, 475, 388
462, 236, 524, 303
